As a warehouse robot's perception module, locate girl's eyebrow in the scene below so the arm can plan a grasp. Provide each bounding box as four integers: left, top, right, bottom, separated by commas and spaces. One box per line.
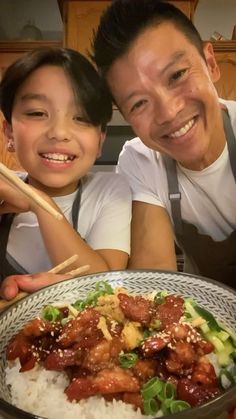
20, 93, 49, 102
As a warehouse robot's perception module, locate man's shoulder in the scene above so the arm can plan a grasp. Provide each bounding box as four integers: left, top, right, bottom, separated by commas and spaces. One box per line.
120, 137, 160, 160
84, 171, 130, 191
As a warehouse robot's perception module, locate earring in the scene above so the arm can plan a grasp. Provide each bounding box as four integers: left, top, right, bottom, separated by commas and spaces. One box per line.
7, 140, 15, 152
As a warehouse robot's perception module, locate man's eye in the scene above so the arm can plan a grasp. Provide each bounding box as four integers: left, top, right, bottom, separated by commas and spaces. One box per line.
170, 69, 187, 83
130, 99, 147, 113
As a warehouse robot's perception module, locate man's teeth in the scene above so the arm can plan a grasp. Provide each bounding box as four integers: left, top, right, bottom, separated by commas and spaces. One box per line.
169, 118, 194, 138
41, 153, 74, 162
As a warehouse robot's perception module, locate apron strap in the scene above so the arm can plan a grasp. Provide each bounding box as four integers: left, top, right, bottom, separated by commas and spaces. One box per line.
0, 213, 16, 278
71, 181, 82, 229
164, 109, 236, 236
222, 110, 236, 182
163, 154, 183, 236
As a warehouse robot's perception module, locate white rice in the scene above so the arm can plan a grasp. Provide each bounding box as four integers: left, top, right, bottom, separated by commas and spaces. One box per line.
5, 361, 158, 419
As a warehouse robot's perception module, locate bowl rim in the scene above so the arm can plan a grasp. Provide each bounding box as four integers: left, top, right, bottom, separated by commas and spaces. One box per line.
0, 268, 236, 317
0, 268, 235, 419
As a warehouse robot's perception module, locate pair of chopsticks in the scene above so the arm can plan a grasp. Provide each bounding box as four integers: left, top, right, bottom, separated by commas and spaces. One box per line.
0, 254, 90, 311
0, 162, 63, 220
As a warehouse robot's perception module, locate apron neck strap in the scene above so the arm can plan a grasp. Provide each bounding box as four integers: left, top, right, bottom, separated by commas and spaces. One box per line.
71, 180, 82, 229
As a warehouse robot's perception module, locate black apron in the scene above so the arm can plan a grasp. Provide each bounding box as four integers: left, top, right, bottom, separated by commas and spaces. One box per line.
0, 184, 82, 282
163, 110, 236, 289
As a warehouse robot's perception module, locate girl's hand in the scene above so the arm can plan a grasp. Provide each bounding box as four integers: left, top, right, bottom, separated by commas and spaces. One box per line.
0, 177, 52, 215
0, 272, 74, 301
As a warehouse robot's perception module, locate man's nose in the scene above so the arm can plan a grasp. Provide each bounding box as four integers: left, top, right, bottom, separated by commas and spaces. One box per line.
153, 89, 184, 125
47, 116, 71, 142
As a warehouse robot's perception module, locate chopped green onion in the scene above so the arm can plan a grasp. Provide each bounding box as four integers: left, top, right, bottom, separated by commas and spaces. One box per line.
85, 291, 100, 306
142, 329, 152, 340
154, 290, 168, 305
61, 315, 74, 326
142, 377, 163, 399
42, 305, 61, 322
119, 352, 138, 368
151, 319, 162, 330
143, 398, 159, 415
170, 400, 191, 413
95, 280, 113, 294
158, 381, 176, 402
160, 401, 170, 415
72, 281, 114, 311
72, 300, 86, 311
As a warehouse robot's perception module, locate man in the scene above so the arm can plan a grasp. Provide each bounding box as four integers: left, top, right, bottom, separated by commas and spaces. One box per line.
92, 0, 236, 288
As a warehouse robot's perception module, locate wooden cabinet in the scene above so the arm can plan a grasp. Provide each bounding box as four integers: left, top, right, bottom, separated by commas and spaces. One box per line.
61, 0, 236, 101
0, 41, 62, 79
169, 0, 198, 20
62, 1, 110, 58
61, 0, 198, 58
212, 41, 236, 100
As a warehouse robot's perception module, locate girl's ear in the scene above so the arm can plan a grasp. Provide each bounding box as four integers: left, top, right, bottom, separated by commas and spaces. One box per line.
3, 120, 15, 152
96, 131, 106, 158
203, 42, 221, 83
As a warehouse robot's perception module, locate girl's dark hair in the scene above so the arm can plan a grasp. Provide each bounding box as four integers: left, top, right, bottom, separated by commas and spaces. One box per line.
0, 47, 112, 131
91, 0, 204, 76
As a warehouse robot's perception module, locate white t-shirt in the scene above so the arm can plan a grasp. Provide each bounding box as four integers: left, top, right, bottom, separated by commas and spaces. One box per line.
7, 172, 132, 273
117, 99, 236, 242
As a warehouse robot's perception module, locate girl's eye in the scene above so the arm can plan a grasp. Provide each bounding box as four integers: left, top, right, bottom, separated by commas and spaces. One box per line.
25, 111, 46, 117
74, 115, 91, 125
170, 68, 187, 83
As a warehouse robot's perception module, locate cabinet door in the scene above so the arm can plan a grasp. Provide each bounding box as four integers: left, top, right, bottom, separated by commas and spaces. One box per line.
64, 1, 110, 58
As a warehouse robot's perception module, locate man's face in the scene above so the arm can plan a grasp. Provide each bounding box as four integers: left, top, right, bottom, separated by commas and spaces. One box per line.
107, 22, 224, 170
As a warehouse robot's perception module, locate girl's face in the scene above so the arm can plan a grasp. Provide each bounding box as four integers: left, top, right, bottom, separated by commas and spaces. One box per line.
4, 65, 105, 196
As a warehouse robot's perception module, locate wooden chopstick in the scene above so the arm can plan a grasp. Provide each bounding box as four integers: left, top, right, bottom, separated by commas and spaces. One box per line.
0, 163, 63, 220
0, 291, 28, 311
48, 254, 79, 274
0, 256, 90, 312
65, 264, 90, 276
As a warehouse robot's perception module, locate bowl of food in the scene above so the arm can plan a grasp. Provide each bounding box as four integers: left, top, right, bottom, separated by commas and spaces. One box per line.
0, 270, 235, 419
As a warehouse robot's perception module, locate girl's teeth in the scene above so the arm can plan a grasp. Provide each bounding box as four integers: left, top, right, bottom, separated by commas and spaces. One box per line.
169, 118, 194, 138
42, 153, 74, 162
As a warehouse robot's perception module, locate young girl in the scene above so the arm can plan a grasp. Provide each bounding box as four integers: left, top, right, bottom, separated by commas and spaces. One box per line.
0, 47, 131, 299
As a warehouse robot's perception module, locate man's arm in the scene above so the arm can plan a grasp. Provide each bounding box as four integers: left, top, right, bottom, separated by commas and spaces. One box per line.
129, 201, 177, 270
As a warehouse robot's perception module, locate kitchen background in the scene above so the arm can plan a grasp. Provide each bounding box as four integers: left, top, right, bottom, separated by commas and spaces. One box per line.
0, 0, 236, 42
0, 0, 235, 170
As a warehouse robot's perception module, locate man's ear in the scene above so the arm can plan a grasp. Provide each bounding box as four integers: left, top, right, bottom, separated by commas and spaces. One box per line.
2, 120, 15, 152
203, 42, 220, 83
97, 131, 106, 158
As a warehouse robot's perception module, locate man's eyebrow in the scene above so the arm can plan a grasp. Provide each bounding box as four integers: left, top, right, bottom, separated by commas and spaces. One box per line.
20, 93, 49, 102
120, 51, 187, 107
162, 51, 186, 74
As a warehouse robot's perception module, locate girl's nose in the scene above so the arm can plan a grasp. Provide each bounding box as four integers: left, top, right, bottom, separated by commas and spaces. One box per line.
47, 116, 71, 142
